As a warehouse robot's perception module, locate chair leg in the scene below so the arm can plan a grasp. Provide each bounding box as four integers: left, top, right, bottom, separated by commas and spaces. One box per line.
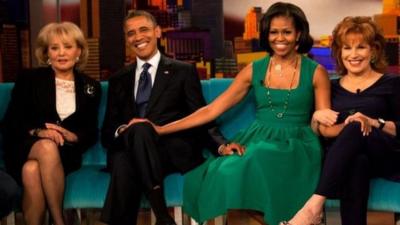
190, 217, 199, 225
76, 209, 81, 223
182, 211, 193, 225
4, 212, 15, 225
213, 215, 226, 225
174, 207, 183, 225
79, 208, 97, 225
151, 209, 156, 225
64, 208, 82, 225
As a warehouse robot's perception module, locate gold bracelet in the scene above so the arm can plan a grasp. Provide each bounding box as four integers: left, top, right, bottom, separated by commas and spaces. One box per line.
32, 128, 43, 137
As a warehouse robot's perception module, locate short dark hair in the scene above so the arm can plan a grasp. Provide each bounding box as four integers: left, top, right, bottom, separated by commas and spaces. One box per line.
259, 2, 313, 54
331, 16, 387, 75
124, 10, 158, 27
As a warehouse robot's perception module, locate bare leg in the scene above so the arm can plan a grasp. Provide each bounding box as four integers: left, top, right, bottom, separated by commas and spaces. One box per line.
282, 194, 325, 225
27, 139, 65, 225
22, 160, 46, 225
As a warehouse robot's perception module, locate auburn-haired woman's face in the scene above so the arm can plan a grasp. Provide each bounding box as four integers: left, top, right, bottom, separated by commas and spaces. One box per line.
341, 33, 373, 75
268, 16, 300, 57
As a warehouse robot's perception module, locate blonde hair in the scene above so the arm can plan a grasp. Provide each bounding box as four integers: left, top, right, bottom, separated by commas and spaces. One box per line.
35, 21, 88, 70
331, 16, 387, 75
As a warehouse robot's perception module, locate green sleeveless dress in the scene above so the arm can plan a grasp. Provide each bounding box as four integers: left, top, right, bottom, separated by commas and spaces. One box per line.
183, 56, 322, 225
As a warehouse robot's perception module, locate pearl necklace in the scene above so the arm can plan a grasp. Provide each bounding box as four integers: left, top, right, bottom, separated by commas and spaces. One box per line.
265, 56, 298, 119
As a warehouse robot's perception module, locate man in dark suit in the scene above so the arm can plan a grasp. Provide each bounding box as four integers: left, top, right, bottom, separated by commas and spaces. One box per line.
101, 10, 226, 225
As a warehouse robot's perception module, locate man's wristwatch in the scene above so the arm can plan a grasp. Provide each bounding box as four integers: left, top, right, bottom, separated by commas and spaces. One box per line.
377, 118, 385, 130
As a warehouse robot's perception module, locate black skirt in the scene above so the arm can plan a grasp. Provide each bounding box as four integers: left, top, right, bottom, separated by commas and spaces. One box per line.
4, 136, 82, 185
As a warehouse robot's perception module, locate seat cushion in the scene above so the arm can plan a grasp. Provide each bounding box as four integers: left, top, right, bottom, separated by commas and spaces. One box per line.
326, 178, 400, 212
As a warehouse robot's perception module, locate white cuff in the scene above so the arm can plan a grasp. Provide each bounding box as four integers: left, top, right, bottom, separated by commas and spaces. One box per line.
114, 124, 128, 138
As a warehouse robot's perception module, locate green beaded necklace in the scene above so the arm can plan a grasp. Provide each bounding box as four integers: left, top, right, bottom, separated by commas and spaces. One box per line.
265, 56, 298, 119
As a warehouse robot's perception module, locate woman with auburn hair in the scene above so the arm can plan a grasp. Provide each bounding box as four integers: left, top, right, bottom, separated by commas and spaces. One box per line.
284, 16, 400, 225
2, 22, 101, 225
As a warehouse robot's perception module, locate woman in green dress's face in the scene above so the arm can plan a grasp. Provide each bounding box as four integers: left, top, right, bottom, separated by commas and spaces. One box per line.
268, 15, 300, 60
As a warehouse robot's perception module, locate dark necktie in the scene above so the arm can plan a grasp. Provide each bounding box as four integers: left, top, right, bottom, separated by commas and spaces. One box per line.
136, 63, 152, 117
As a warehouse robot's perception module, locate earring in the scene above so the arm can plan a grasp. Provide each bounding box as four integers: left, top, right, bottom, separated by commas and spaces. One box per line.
75, 57, 80, 62
47, 59, 51, 65
370, 56, 376, 64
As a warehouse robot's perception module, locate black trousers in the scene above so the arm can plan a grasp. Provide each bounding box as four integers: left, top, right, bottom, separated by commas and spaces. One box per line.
0, 170, 20, 218
316, 122, 400, 225
101, 122, 201, 225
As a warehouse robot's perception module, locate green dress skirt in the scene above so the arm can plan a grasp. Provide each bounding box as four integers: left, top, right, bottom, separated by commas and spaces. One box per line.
183, 56, 322, 225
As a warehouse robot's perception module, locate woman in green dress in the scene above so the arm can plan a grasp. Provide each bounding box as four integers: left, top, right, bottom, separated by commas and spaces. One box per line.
132, 2, 337, 224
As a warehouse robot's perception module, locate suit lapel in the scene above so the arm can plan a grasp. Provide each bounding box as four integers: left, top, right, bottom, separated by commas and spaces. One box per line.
126, 63, 137, 112
146, 56, 172, 112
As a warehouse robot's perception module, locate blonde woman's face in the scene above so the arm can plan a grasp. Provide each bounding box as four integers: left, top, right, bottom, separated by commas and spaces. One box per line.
47, 34, 81, 74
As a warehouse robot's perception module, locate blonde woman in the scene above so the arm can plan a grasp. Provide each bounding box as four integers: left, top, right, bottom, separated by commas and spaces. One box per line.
2, 22, 101, 225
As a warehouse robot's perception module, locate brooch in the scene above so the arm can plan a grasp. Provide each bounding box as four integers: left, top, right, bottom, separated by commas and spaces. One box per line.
84, 84, 95, 97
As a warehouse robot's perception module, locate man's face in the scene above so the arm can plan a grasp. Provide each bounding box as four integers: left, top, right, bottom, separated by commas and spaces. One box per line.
124, 16, 161, 61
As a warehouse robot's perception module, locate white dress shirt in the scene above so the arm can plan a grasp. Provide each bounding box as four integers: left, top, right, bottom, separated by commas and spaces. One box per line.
114, 50, 161, 138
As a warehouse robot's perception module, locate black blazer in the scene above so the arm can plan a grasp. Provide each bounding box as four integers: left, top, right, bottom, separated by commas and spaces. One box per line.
102, 55, 222, 171
2, 67, 101, 159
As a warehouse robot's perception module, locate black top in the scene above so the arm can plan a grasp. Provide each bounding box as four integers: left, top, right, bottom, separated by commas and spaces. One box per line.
331, 73, 400, 140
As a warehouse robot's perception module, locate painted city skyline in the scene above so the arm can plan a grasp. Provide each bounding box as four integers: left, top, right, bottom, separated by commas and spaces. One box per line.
0, 0, 397, 82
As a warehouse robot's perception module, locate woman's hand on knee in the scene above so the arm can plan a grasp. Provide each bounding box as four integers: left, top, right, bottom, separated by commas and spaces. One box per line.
45, 123, 78, 143
35, 128, 65, 146
127, 118, 162, 134
344, 112, 372, 136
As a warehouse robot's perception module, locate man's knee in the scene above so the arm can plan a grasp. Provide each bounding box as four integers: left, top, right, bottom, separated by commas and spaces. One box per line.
123, 122, 157, 143
128, 122, 155, 135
